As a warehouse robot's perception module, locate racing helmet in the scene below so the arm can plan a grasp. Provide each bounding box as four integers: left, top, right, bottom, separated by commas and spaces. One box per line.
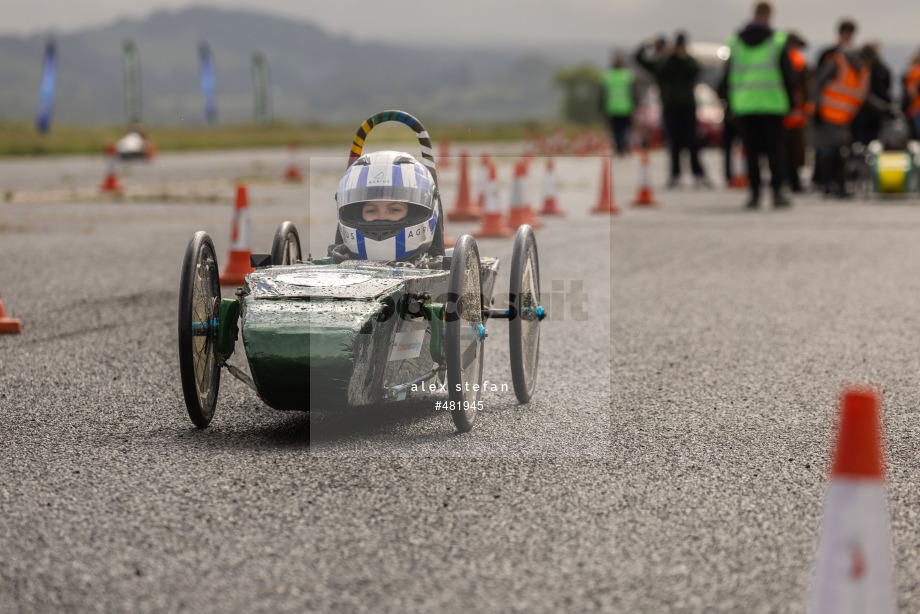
336, 150, 439, 261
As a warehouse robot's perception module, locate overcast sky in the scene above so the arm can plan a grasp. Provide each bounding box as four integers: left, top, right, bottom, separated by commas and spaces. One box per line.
2, 0, 920, 51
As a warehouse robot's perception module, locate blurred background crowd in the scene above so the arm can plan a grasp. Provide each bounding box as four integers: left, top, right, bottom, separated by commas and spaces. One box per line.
598, 1, 920, 206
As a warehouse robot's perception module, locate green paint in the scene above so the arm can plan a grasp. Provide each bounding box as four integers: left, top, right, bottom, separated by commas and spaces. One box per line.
216, 298, 240, 358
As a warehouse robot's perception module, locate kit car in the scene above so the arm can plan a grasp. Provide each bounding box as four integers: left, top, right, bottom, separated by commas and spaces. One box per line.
177, 110, 544, 432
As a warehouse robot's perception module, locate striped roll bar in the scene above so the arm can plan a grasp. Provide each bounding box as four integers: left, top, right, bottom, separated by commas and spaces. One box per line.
347, 110, 439, 186
338, 110, 445, 257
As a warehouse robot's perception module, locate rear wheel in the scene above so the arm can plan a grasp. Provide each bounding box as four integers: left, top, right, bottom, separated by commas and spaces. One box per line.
445, 234, 485, 432
178, 231, 221, 428
509, 225, 541, 403
271, 221, 301, 265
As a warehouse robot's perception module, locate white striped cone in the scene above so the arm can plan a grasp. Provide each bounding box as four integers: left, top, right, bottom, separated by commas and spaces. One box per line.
100, 144, 123, 193
632, 150, 657, 206
220, 184, 255, 286
507, 160, 541, 229
730, 145, 749, 188
809, 388, 895, 614
539, 157, 565, 215
474, 163, 512, 238
475, 153, 490, 212
284, 143, 303, 182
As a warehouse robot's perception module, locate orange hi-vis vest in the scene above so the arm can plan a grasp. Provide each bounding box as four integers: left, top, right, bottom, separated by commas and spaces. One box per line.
819, 52, 869, 125
906, 65, 920, 118
783, 48, 812, 129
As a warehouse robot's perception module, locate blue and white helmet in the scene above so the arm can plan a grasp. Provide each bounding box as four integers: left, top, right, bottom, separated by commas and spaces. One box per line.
336, 151, 439, 261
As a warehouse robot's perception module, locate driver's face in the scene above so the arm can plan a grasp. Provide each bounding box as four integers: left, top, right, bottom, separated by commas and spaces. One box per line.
362, 201, 409, 221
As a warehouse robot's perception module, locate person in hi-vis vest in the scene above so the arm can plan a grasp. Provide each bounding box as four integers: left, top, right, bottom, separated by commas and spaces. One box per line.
722, 1, 796, 209
812, 45, 876, 198
600, 53, 637, 156
903, 51, 920, 141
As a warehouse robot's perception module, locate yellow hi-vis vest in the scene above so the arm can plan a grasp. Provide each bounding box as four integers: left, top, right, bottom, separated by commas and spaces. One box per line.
728, 31, 789, 115
602, 68, 635, 116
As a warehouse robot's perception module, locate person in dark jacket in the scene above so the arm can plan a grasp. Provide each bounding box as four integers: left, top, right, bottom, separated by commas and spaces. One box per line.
812, 18, 857, 190
851, 41, 892, 145
634, 32, 713, 188
782, 32, 812, 193
812, 45, 879, 198
816, 19, 857, 69
720, 1, 797, 208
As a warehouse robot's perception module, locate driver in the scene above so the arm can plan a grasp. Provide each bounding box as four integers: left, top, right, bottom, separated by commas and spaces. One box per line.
332, 150, 440, 262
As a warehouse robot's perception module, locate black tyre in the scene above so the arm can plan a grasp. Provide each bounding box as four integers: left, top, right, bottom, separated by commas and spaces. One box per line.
178, 231, 221, 428
509, 225, 541, 403
271, 221, 301, 265
445, 234, 485, 432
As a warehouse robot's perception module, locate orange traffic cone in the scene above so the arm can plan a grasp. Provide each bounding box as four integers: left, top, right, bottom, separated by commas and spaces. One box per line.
474, 153, 490, 213
506, 160, 543, 230
219, 184, 255, 286
446, 151, 480, 222
99, 144, 123, 194
729, 144, 749, 188
632, 149, 658, 206
809, 387, 896, 613
474, 163, 513, 238
539, 157, 566, 216
0, 289, 22, 334
592, 157, 620, 214
283, 142, 303, 183
439, 138, 451, 169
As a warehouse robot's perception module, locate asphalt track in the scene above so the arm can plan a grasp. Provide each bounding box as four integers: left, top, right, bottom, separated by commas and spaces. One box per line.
1, 145, 919, 612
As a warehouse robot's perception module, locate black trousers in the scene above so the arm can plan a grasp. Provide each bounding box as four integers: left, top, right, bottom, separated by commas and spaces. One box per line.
662, 105, 705, 179
607, 115, 632, 156
722, 117, 739, 182
738, 114, 785, 195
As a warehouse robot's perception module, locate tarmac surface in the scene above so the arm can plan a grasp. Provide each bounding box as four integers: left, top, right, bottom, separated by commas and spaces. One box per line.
1, 145, 919, 612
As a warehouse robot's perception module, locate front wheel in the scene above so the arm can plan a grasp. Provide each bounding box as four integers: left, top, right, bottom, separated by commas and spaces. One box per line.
178, 231, 221, 428
445, 234, 485, 432
271, 221, 301, 265
509, 225, 541, 403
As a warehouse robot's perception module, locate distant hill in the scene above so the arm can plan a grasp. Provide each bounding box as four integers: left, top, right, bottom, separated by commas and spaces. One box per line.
0, 7, 577, 126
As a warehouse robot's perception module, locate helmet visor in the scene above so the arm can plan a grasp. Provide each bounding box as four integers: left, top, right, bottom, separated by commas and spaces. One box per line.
338, 185, 435, 209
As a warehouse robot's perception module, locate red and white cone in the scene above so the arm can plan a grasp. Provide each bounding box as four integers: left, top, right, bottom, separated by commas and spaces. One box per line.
729, 144, 749, 188
632, 149, 658, 206
506, 160, 542, 230
219, 184, 255, 286
539, 157, 565, 216
0, 289, 22, 334
591, 157, 620, 214
283, 142, 303, 182
809, 387, 896, 614
474, 153, 491, 213
474, 163, 513, 238
99, 144, 123, 194
439, 138, 451, 169
446, 151, 479, 222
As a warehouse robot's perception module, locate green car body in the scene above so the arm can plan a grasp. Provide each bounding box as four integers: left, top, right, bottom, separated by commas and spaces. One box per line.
238, 257, 499, 411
